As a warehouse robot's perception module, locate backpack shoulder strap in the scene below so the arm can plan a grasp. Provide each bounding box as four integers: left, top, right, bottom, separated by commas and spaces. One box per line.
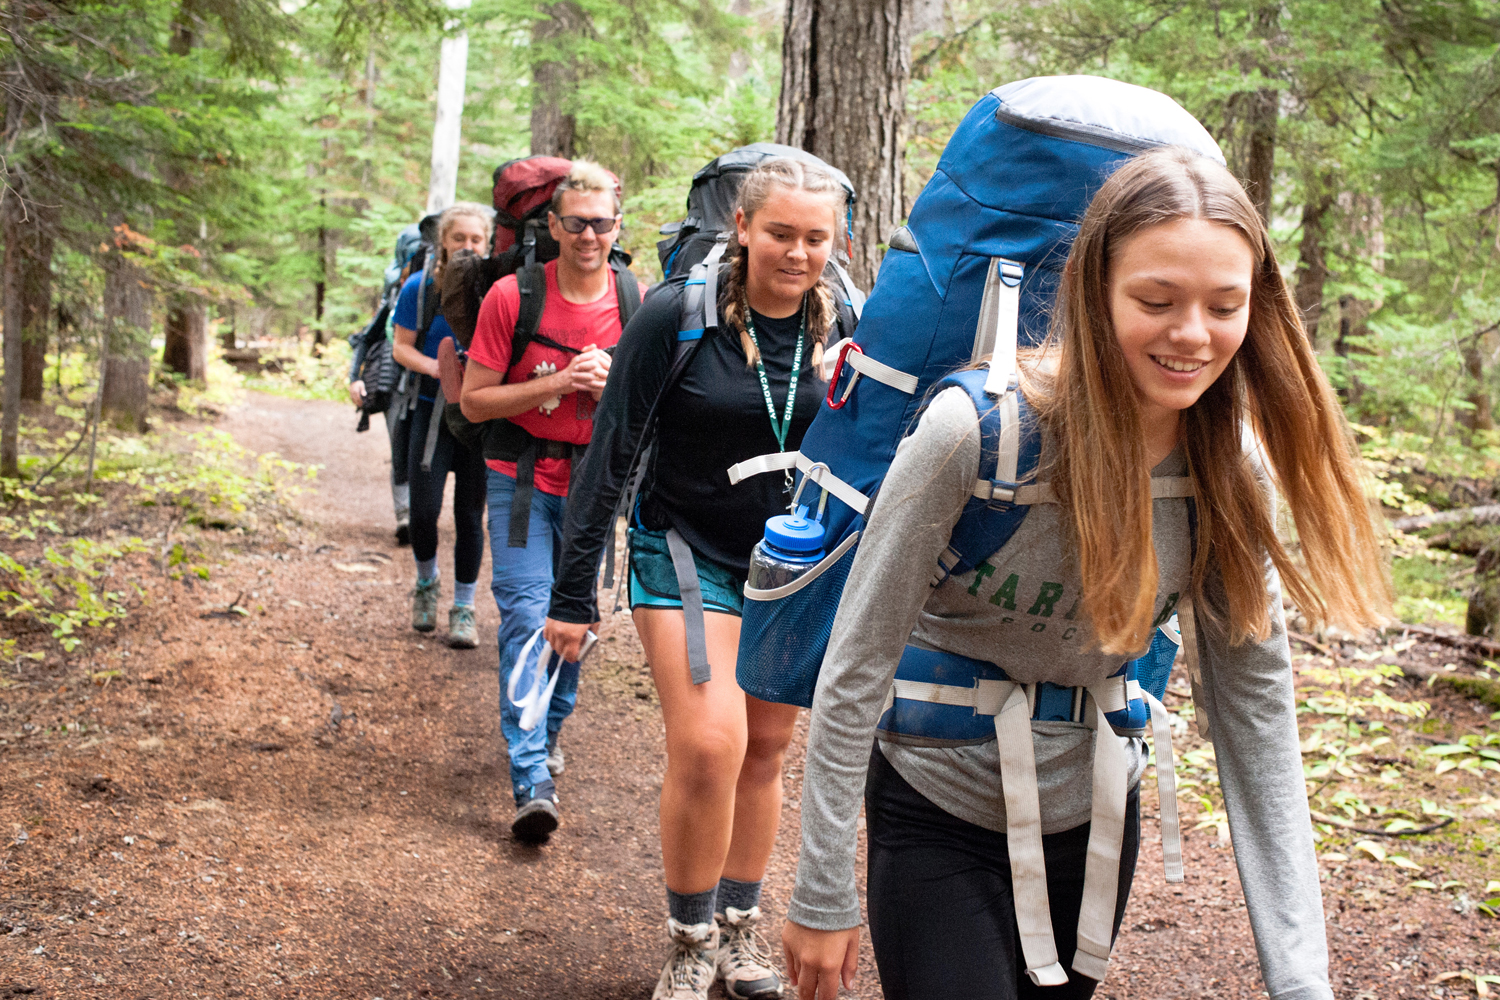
931, 368, 1043, 586
612, 258, 642, 327
829, 258, 866, 321
415, 261, 437, 338
511, 261, 547, 371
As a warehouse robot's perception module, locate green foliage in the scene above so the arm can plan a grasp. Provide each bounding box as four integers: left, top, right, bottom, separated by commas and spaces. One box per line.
0, 538, 146, 651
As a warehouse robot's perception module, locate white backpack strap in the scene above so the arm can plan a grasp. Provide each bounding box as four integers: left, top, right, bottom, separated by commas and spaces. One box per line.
994, 683, 1069, 987
701, 235, 730, 333
1143, 690, 1184, 883
1177, 598, 1210, 742
979, 258, 1025, 398
726, 451, 871, 517
1072, 689, 1131, 982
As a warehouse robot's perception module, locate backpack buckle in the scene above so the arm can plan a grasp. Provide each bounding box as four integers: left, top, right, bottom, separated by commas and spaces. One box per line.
974, 478, 1021, 508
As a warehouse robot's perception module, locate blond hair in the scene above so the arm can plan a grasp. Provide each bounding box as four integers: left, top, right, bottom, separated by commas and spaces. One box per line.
721, 158, 848, 373
550, 159, 622, 215
1028, 146, 1388, 653
433, 201, 494, 283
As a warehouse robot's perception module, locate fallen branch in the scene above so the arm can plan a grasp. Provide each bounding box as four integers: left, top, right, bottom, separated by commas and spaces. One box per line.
1394, 505, 1500, 533
29, 415, 93, 491
1386, 623, 1500, 660
1310, 810, 1456, 837
1289, 630, 1337, 657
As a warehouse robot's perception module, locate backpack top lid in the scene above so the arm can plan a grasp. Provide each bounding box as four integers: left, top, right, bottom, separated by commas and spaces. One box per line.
991, 76, 1224, 165
491, 155, 622, 255
384, 223, 424, 292
681, 142, 856, 235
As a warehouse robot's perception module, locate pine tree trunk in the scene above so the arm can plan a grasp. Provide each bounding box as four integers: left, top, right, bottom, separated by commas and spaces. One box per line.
775, 0, 914, 290
1, 184, 23, 477
1229, 2, 1279, 222
1460, 340, 1494, 433
19, 202, 56, 402
530, 2, 584, 158
1293, 189, 1332, 344
102, 249, 153, 431
163, 297, 207, 382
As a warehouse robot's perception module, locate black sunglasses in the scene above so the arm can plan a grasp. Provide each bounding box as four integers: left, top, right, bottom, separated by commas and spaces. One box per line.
556, 215, 619, 235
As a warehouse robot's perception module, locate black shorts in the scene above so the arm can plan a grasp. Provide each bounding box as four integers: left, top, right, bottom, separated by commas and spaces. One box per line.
864, 744, 1140, 1000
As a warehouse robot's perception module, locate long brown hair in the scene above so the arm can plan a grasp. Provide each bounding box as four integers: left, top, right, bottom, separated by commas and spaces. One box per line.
1028, 146, 1388, 653
720, 158, 848, 374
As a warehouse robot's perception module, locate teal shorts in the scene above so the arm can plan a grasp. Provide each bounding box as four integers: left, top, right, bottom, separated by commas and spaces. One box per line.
628, 527, 746, 617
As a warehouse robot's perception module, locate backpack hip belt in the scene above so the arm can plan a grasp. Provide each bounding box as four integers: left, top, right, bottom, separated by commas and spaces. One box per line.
877, 635, 1187, 987
485, 421, 585, 548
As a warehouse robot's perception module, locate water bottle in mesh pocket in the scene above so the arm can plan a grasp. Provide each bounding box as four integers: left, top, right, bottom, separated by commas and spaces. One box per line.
735, 532, 861, 708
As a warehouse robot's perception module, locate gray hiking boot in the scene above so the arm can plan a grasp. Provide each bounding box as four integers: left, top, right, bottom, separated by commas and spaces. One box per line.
410, 578, 440, 633
715, 907, 784, 999
447, 604, 478, 649
545, 733, 565, 776
652, 918, 719, 1000
511, 779, 559, 843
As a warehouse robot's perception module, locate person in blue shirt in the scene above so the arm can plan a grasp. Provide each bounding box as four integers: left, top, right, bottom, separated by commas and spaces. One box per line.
392, 202, 492, 649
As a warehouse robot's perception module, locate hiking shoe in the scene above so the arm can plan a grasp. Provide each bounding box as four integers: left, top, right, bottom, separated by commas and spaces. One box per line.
395, 522, 410, 546
652, 918, 719, 1000
545, 733, 565, 776
715, 907, 783, 999
511, 780, 559, 843
447, 605, 478, 649
410, 578, 440, 633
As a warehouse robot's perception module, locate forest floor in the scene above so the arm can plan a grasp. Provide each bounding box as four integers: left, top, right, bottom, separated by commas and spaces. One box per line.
2, 392, 1500, 999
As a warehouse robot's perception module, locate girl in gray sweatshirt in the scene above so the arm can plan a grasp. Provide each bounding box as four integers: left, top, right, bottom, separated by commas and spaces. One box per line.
781, 147, 1389, 1000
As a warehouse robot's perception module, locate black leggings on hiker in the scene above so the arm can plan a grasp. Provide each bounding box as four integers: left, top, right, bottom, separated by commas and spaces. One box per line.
406, 396, 486, 584
864, 745, 1140, 1000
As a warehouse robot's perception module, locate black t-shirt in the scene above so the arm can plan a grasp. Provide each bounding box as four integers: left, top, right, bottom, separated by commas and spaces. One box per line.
550, 277, 840, 624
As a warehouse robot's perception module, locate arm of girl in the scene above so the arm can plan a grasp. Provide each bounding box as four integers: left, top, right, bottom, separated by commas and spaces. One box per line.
546, 285, 682, 632
1194, 479, 1335, 1000
785, 387, 982, 965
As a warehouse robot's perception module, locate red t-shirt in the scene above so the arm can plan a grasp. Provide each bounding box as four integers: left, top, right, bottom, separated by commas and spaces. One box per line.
467, 259, 639, 496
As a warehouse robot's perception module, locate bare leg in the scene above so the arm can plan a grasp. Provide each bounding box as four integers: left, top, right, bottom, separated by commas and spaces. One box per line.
637, 607, 750, 894
722, 693, 799, 883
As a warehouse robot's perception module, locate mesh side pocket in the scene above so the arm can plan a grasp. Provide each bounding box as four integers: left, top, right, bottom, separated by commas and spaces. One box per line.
735, 540, 859, 708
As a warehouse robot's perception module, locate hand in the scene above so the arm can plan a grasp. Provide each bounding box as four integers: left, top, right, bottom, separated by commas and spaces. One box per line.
543, 617, 596, 663
556, 344, 610, 396
782, 921, 860, 1000
349, 379, 366, 408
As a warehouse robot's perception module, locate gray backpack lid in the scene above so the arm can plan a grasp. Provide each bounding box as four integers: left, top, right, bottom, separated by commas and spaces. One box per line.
992, 75, 1225, 165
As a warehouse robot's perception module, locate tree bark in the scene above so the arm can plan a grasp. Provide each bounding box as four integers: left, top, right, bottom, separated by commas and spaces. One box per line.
2, 184, 23, 477
163, 297, 207, 382
1293, 189, 1332, 344
776, 0, 914, 290
1229, 2, 1279, 222
1460, 336, 1495, 433
102, 247, 153, 431
530, 2, 585, 158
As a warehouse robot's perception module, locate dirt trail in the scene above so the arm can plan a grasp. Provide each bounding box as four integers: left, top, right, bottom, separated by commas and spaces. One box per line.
1, 392, 1495, 999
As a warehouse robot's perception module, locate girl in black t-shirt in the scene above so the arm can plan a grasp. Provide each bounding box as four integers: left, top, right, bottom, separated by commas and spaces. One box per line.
545, 159, 852, 1000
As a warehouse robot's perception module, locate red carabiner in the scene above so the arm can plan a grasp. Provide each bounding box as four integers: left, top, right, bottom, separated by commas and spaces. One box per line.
826, 341, 863, 410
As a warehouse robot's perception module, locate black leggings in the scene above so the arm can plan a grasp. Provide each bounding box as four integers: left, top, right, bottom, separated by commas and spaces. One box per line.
865, 745, 1139, 1000
406, 396, 486, 584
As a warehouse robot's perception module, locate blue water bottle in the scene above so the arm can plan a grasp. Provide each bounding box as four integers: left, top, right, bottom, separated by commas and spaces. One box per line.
746, 506, 826, 591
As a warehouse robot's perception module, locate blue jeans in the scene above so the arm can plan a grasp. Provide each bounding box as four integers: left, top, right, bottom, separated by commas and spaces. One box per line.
488, 469, 580, 800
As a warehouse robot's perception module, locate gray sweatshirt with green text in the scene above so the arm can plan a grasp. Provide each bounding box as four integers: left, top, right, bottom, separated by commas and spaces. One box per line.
788, 386, 1333, 1000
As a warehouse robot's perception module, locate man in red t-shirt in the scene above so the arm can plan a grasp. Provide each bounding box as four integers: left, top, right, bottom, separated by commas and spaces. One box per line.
461, 160, 644, 843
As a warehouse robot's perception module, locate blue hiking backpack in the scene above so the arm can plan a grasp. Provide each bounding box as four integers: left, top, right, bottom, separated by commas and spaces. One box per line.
730, 75, 1223, 716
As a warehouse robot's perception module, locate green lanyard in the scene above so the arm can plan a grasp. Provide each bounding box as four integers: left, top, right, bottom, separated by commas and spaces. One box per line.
742, 300, 806, 457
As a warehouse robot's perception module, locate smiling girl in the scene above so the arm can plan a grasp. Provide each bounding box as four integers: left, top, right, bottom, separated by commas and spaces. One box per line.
780, 147, 1387, 1000
546, 158, 855, 1000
